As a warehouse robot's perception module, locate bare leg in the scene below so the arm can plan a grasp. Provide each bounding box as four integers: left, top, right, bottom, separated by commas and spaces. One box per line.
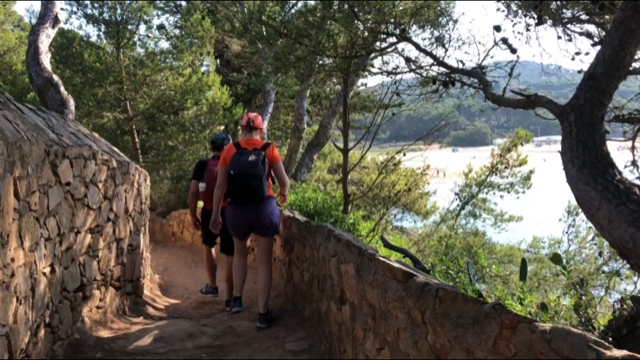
233, 237, 249, 297
203, 245, 217, 287
225, 255, 234, 299
256, 235, 274, 314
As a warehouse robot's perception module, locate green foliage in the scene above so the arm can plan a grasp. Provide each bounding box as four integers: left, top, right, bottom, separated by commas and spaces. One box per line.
448, 122, 493, 147
0, 2, 36, 103
57, 1, 240, 212
412, 203, 639, 334
435, 129, 534, 231
306, 145, 436, 238
284, 182, 375, 242
519, 258, 528, 284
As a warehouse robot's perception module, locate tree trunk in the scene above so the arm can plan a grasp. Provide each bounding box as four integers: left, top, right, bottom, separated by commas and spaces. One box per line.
126, 101, 143, 165
119, 51, 143, 165
283, 65, 316, 175
291, 55, 370, 182
260, 77, 277, 140
26, 1, 75, 120
559, 1, 640, 273
341, 72, 351, 214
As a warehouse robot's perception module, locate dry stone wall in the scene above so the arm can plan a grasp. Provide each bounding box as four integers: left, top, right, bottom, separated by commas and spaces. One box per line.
149, 210, 200, 247
151, 210, 639, 359
0, 92, 151, 359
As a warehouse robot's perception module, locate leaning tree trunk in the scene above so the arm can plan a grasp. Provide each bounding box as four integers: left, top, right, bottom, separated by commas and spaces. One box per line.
341, 72, 351, 214
26, 1, 75, 120
559, 1, 640, 273
291, 55, 370, 182
283, 65, 316, 175
260, 77, 277, 141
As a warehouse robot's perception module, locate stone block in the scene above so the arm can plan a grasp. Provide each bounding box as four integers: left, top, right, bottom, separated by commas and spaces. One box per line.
93, 166, 108, 186
53, 199, 74, 234
102, 222, 116, 245
15, 177, 37, 201
35, 240, 46, 271
58, 301, 73, 339
375, 257, 417, 283
29, 191, 39, 211
63, 263, 81, 292
33, 328, 53, 359
45, 242, 57, 268
116, 217, 129, 240
45, 217, 59, 239
10, 303, 32, 358
13, 266, 31, 299
0, 338, 7, 360
72, 159, 85, 177
112, 186, 125, 216
99, 243, 116, 275
91, 233, 102, 252
74, 206, 97, 232
98, 201, 110, 226
69, 178, 87, 199
75, 232, 92, 258
8, 247, 25, 268
50, 272, 63, 306
0, 175, 14, 234
38, 161, 56, 186
88, 185, 102, 209
340, 263, 358, 304
34, 274, 48, 320
0, 290, 16, 325
83, 160, 96, 182
36, 193, 48, 222
61, 233, 75, 252
48, 185, 64, 211
111, 265, 125, 281
57, 159, 73, 185
84, 256, 99, 282
133, 253, 142, 281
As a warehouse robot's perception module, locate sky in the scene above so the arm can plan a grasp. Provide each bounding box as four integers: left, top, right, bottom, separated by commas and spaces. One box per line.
13, 1, 595, 75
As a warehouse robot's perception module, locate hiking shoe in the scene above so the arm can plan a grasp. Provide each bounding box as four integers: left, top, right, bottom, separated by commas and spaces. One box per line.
224, 298, 233, 311
229, 298, 243, 314
257, 310, 276, 329
199, 284, 219, 297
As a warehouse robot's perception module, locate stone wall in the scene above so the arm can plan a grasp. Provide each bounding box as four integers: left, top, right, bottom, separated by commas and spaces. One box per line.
150, 209, 639, 359
0, 92, 151, 359
149, 210, 200, 247
275, 212, 638, 359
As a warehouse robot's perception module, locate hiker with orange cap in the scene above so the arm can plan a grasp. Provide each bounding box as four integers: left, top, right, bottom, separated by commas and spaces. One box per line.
210, 113, 290, 329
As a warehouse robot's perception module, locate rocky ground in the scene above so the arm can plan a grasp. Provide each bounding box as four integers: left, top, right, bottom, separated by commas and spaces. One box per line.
58, 241, 319, 359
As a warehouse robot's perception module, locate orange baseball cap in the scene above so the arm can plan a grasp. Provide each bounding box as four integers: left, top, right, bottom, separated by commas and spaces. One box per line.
242, 113, 263, 129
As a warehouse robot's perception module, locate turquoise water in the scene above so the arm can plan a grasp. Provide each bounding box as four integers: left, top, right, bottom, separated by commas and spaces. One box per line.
398, 148, 636, 244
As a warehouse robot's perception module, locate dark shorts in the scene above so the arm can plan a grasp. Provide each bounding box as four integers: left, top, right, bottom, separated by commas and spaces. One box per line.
226, 197, 281, 241
201, 208, 234, 256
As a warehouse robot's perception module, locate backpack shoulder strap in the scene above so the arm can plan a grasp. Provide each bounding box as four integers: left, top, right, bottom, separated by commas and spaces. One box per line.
233, 142, 243, 151
260, 142, 272, 152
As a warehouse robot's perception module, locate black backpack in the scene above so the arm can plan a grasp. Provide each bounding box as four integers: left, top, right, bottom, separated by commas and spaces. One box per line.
226, 142, 272, 204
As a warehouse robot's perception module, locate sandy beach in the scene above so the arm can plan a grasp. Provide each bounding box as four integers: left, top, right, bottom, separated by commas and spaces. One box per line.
400, 140, 635, 180
391, 139, 636, 243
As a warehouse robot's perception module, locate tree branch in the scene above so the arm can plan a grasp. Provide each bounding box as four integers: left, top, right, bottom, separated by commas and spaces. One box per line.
398, 34, 564, 118
380, 235, 430, 275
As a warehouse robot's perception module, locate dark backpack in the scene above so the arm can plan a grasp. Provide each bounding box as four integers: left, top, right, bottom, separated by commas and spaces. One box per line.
226, 142, 272, 204
200, 157, 220, 210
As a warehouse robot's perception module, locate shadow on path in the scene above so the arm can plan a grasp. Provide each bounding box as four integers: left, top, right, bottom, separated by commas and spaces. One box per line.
60, 241, 319, 359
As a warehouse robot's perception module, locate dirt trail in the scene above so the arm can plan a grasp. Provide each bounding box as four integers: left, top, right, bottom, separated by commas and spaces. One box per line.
60, 241, 319, 359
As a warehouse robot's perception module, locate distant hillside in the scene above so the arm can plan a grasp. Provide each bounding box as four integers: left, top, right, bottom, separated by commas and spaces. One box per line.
373, 61, 640, 145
